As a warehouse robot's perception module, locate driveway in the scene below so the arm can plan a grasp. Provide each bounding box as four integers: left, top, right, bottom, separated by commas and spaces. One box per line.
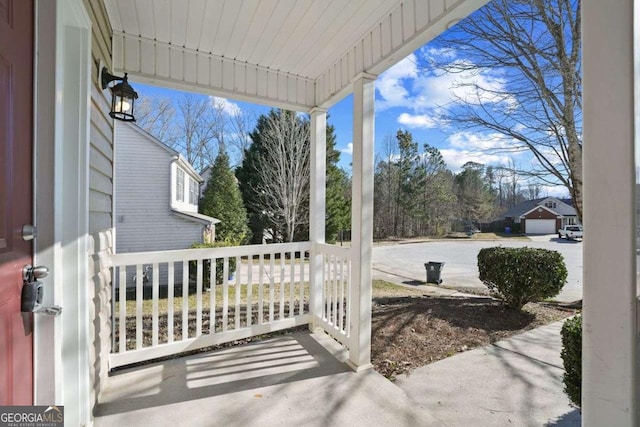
373, 235, 583, 303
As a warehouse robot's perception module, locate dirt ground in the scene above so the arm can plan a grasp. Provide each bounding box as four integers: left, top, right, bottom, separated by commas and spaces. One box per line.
370, 295, 577, 380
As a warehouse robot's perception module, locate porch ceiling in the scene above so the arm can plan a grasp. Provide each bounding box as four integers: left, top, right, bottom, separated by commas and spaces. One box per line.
104, 0, 487, 111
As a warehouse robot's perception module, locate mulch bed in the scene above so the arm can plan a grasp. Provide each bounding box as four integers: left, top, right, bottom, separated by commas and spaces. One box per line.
371, 295, 578, 380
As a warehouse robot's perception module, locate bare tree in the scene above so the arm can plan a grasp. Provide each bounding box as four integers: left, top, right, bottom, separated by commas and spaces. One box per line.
253, 110, 310, 242
176, 94, 221, 171
135, 94, 252, 171
226, 111, 254, 167
135, 97, 178, 146
427, 0, 582, 220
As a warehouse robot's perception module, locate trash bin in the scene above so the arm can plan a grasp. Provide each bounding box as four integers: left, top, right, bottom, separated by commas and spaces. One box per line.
425, 262, 445, 284
504, 226, 511, 234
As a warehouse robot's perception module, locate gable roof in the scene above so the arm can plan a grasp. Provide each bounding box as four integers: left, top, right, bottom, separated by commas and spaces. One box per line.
119, 121, 179, 157
501, 197, 576, 219
520, 204, 561, 218
172, 209, 220, 225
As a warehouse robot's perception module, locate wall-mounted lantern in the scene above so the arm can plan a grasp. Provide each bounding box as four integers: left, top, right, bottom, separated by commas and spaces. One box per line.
100, 67, 138, 122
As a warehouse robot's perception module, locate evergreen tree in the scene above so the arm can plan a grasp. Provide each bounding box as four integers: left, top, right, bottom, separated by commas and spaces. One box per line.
454, 162, 495, 223
236, 113, 273, 243
325, 121, 350, 243
200, 150, 249, 244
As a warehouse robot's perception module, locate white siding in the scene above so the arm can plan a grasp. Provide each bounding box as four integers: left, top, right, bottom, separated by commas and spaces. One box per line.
114, 123, 206, 254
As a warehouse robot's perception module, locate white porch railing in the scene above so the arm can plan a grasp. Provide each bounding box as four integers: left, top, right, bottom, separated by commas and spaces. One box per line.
314, 243, 352, 348
109, 241, 353, 369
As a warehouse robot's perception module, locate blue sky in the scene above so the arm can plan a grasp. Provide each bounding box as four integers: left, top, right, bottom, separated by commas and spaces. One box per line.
134, 44, 568, 199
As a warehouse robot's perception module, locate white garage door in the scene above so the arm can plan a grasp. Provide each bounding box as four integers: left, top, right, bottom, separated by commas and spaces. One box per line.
526, 219, 556, 234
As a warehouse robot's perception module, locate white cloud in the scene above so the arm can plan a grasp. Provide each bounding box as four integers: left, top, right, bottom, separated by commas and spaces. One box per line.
421, 46, 457, 60
447, 131, 518, 152
397, 113, 439, 129
210, 96, 242, 116
376, 50, 516, 116
339, 142, 353, 156
539, 185, 569, 198
376, 54, 418, 110
412, 64, 512, 110
440, 148, 513, 173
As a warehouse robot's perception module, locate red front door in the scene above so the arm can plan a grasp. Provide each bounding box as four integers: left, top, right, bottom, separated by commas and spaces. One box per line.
0, 0, 34, 405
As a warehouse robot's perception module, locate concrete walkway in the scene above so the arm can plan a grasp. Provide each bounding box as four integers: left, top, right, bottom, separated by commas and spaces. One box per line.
395, 321, 581, 426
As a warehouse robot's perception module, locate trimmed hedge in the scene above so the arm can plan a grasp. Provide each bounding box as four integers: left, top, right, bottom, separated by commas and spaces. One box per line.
561, 315, 582, 407
190, 242, 237, 287
477, 247, 567, 310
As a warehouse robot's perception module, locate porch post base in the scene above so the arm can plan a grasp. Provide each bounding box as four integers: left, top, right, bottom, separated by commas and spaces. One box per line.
308, 324, 323, 334
345, 360, 373, 372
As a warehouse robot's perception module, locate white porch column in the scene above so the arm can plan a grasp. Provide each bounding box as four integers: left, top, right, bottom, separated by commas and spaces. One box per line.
309, 108, 327, 330
348, 74, 376, 370
583, 0, 638, 425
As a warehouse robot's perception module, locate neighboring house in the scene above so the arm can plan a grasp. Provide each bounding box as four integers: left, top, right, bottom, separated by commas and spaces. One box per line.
115, 122, 220, 254
501, 197, 579, 234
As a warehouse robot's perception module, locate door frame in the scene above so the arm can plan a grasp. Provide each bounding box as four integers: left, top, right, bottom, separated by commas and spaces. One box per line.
33, 0, 91, 423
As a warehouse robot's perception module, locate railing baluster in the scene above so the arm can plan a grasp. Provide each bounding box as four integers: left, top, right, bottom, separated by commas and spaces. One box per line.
346, 258, 352, 337
299, 252, 304, 315
269, 255, 275, 322
339, 258, 344, 332
135, 264, 143, 349
182, 260, 189, 340
247, 256, 253, 327
222, 258, 229, 332
332, 255, 338, 326
321, 254, 326, 320
235, 256, 241, 330
210, 257, 215, 334
279, 252, 285, 320
152, 262, 159, 347
168, 262, 174, 343
289, 251, 294, 318
258, 253, 264, 324
118, 267, 126, 353
326, 255, 330, 323
196, 259, 203, 336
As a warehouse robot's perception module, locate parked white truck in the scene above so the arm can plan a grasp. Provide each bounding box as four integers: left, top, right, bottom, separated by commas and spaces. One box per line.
558, 225, 583, 240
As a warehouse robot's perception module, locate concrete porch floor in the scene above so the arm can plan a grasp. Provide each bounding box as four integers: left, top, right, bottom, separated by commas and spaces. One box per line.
94, 331, 443, 427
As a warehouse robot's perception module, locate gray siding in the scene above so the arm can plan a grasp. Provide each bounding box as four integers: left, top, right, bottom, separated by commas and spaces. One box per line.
114, 123, 205, 254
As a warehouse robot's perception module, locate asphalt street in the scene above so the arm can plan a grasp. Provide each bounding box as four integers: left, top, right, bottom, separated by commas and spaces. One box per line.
372, 234, 583, 303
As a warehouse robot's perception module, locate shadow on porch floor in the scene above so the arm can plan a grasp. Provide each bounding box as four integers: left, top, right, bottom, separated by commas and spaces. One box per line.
93, 331, 442, 427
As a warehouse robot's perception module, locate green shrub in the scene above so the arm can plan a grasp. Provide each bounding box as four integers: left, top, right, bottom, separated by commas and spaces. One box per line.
189, 242, 238, 287
477, 247, 567, 310
561, 315, 582, 407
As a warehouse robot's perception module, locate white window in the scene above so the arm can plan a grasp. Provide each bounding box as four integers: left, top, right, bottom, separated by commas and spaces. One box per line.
189, 178, 199, 204
545, 201, 557, 209
565, 217, 577, 226
176, 168, 185, 202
